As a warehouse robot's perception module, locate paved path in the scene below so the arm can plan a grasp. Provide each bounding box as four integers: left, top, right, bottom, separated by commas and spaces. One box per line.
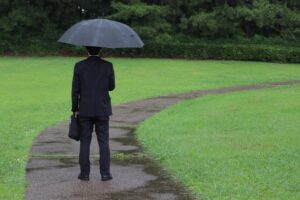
25, 80, 300, 200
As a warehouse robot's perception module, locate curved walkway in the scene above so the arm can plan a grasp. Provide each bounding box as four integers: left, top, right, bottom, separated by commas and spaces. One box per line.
25, 80, 300, 200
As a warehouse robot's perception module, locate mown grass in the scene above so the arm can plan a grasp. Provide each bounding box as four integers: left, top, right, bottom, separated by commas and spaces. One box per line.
137, 84, 300, 200
0, 56, 300, 199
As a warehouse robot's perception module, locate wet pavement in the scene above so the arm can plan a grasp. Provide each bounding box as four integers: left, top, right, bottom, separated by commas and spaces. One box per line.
25, 79, 300, 200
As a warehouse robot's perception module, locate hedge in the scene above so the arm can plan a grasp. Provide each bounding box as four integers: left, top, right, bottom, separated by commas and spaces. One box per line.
110, 42, 300, 63
1, 41, 300, 63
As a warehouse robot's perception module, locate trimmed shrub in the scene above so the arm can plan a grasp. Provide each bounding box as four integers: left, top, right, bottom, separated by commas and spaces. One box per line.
1, 40, 299, 63
125, 42, 300, 63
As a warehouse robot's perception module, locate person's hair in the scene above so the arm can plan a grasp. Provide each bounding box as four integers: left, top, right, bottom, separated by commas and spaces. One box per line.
86, 46, 101, 55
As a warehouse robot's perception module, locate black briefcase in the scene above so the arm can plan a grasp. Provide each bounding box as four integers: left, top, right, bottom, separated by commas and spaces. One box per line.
68, 115, 80, 141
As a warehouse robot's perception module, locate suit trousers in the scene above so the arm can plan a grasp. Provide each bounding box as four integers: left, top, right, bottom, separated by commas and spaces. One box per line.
78, 116, 110, 176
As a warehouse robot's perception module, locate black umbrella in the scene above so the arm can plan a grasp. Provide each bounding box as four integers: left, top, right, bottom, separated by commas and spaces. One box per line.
58, 18, 144, 48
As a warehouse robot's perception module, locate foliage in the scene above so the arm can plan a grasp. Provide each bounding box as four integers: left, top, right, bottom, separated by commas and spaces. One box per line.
0, 0, 299, 60
110, 40, 300, 63
107, 0, 171, 40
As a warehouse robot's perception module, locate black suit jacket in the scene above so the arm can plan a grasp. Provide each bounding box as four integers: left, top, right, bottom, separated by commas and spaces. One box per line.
71, 56, 115, 117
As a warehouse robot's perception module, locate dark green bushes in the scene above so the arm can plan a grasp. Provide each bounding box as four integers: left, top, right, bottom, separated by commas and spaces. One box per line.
109, 41, 300, 63
2, 40, 299, 63
1, 1, 300, 62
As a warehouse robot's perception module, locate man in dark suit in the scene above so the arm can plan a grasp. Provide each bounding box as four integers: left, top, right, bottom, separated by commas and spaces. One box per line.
71, 46, 115, 181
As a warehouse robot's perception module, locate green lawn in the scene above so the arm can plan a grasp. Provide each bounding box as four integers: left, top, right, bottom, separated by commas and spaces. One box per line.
0, 56, 300, 199
137, 84, 300, 200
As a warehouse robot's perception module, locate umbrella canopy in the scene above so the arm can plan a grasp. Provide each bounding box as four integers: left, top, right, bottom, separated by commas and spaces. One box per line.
58, 18, 144, 48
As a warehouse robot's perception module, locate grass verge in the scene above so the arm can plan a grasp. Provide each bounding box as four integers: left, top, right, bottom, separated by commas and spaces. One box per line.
137, 84, 300, 200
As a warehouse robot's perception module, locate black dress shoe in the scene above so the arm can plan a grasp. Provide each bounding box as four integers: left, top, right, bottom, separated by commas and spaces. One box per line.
101, 174, 113, 181
78, 173, 89, 181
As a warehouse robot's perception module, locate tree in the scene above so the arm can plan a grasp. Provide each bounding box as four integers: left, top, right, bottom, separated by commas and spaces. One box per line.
0, 0, 299, 53
108, 0, 172, 41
